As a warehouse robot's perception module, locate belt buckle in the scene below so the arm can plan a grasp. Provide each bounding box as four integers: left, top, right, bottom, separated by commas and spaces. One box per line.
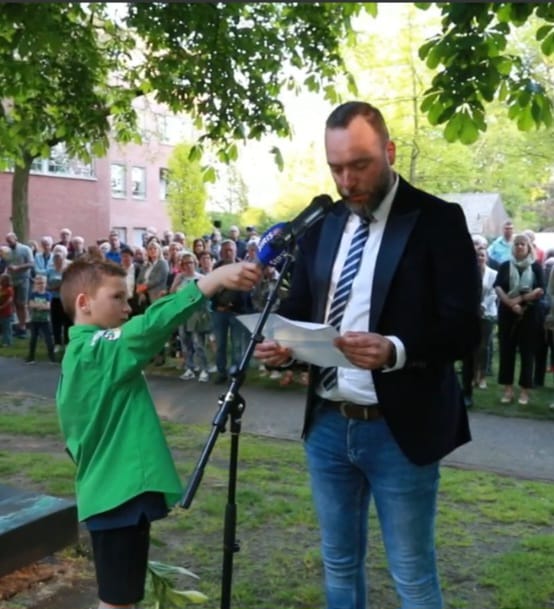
339, 402, 348, 418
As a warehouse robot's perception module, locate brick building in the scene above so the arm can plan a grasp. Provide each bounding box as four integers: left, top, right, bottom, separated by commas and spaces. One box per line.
0, 99, 192, 247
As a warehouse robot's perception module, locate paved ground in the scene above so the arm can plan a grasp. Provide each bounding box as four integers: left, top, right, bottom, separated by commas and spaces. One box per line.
1, 355, 553, 482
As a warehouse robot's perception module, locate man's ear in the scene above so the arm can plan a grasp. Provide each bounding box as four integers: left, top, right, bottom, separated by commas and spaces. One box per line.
76, 292, 90, 315
386, 140, 396, 166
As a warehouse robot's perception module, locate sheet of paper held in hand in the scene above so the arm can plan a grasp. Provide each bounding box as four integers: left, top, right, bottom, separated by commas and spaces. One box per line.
237, 313, 357, 368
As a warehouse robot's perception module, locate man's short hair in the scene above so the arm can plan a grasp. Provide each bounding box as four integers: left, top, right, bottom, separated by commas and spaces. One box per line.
121, 246, 134, 257
60, 258, 126, 321
326, 101, 390, 142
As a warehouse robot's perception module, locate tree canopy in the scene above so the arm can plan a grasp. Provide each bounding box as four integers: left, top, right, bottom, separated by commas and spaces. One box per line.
0, 2, 552, 240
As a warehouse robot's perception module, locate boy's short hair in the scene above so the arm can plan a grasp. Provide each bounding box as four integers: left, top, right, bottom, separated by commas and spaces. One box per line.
121, 246, 134, 257
60, 257, 126, 321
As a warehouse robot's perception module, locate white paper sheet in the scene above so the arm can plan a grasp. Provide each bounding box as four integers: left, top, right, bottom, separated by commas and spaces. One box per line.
237, 313, 357, 368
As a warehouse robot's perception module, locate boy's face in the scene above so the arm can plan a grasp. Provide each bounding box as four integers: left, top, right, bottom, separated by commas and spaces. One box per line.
34, 278, 46, 292
85, 276, 131, 328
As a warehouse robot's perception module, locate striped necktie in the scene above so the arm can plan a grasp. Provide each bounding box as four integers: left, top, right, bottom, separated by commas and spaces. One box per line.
320, 216, 371, 391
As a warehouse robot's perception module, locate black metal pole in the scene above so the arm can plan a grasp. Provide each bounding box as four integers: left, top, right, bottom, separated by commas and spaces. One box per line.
180, 248, 296, 609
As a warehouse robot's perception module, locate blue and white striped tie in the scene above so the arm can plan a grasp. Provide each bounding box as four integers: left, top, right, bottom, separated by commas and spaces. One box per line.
320, 216, 371, 391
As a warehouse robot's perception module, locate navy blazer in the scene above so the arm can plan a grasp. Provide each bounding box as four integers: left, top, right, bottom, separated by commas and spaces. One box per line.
278, 176, 481, 465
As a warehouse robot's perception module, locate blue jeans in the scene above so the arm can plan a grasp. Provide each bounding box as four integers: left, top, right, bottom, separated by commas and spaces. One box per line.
0, 316, 12, 346
304, 404, 442, 609
212, 311, 248, 376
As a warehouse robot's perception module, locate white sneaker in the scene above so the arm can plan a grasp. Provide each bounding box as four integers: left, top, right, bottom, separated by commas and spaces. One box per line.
180, 369, 196, 381
208, 364, 217, 373
198, 370, 209, 383
269, 370, 282, 380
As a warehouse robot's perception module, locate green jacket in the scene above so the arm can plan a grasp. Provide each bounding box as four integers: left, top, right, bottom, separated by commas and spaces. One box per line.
56, 281, 204, 521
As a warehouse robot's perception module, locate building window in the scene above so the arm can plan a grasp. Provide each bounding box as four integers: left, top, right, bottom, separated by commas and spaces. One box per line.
132, 166, 146, 199
133, 228, 147, 247
29, 143, 95, 178
111, 163, 127, 198
159, 168, 168, 201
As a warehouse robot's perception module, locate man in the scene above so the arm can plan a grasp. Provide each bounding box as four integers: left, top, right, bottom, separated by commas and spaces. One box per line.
487, 220, 514, 270
211, 239, 252, 383
5, 232, 34, 338
34, 235, 54, 276
228, 225, 247, 260
255, 101, 481, 609
56, 227, 75, 259
70, 235, 87, 260
104, 230, 127, 265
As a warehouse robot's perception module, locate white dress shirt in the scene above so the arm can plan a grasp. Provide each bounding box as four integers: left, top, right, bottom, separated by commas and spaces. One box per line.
317, 174, 406, 405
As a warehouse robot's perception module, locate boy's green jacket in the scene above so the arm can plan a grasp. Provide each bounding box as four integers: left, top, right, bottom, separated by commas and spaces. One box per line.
56, 281, 205, 521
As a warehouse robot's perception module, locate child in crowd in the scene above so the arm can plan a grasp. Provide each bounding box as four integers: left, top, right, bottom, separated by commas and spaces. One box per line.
26, 274, 56, 363
56, 256, 260, 609
0, 274, 14, 347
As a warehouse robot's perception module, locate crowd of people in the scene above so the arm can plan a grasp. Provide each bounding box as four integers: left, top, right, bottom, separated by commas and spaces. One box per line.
0, 224, 290, 383
461, 220, 554, 410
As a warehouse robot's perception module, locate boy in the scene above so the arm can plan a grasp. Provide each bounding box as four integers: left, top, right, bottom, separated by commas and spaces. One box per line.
56, 256, 260, 609
26, 274, 56, 363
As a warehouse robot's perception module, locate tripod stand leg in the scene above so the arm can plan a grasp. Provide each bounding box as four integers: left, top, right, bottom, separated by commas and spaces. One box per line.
220, 403, 243, 609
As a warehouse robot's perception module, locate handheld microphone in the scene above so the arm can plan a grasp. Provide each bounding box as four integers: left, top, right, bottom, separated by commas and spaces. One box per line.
256, 194, 333, 266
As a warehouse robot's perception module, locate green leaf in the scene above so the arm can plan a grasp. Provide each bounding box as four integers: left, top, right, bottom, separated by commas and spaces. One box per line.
541, 31, 554, 55
459, 119, 480, 145
270, 145, 284, 171
536, 24, 552, 42
443, 114, 462, 143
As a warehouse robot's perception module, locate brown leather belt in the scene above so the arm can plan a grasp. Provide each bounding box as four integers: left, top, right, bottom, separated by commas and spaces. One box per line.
320, 398, 384, 421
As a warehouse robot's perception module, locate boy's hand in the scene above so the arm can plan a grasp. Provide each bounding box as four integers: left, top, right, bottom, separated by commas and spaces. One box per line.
197, 262, 261, 297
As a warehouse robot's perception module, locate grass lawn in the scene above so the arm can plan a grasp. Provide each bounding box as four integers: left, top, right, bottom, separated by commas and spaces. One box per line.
0, 392, 553, 609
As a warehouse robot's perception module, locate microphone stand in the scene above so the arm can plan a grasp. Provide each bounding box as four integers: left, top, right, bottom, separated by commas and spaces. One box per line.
180, 242, 296, 609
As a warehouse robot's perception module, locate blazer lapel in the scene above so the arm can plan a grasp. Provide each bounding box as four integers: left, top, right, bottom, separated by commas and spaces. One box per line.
314, 202, 349, 322
370, 182, 420, 331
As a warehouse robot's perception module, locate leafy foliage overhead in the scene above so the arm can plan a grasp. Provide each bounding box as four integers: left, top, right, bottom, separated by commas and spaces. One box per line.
125, 2, 369, 166
416, 2, 554, 144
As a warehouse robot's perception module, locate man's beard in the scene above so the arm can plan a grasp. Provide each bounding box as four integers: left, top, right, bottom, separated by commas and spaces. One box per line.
341, 169, 394, 217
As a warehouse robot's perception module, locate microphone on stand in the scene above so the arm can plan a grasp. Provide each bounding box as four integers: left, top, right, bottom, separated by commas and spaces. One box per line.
256, 194, 334, 267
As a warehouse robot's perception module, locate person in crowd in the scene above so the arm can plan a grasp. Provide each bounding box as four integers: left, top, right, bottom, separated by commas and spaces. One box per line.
210, 229, 222, 260
198, 251, 215, 275
161, 229, 174, 247
25, 274, 56, 364
211, 239, 253, 383
173, 231, 186, 247
120, 246, 142, 317
494, 233, 544, 405
5, 232, 34, 339
487, 220, 514, 270
170, 252, 212, 382
461, 244, 498, 407
539, 249, 554, 378
56, 256, 260, 609
46, 244, 72, 353
192, 238, 206, 264
165, 241, 183, 292
71, 236, 87, 260
142, 226, 158, 247
228, 225, 247, 260
137, 240, 169, 364
0, 245, 10, 275
98, 241, 111, 258
0, 274, 14, 347
56, 228, 75, 259
34, 236, 54, 276
254, 100, 481, 609
133, 246, 146, 267
104, 230, 127, 265
523, 229, 545, 266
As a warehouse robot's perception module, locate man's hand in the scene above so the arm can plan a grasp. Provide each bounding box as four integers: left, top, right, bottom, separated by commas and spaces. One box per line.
334, 331, 395, 370
254, 339, 292, 368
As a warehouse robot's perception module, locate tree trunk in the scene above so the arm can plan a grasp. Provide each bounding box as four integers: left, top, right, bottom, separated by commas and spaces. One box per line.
11, 153, 33, 242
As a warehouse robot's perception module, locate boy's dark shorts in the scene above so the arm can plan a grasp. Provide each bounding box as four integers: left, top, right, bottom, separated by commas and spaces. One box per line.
90, 516, 150, 605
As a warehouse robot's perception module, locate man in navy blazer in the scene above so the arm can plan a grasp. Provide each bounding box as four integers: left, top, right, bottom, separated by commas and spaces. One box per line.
255, 101, 481, 609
